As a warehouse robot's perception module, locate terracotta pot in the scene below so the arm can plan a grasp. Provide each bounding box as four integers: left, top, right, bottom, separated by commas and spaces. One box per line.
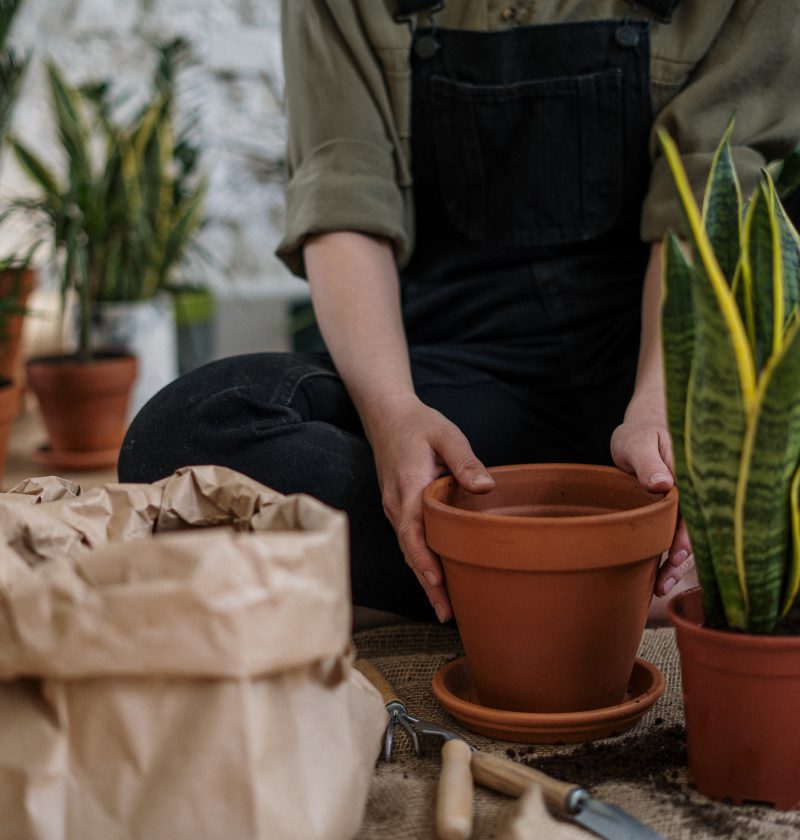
422, 464, 678, 713
0, 267, 36, 385
26, 353, 137, 469
668, 587, 800, 809
0, 379, 21, 483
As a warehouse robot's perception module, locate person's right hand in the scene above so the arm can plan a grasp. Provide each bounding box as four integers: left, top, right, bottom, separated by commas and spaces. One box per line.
366, 394, 495, 623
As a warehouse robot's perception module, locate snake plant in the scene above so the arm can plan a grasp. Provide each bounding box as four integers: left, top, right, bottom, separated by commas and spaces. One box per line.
660, 125, 800, 633
10, 51, 206, 360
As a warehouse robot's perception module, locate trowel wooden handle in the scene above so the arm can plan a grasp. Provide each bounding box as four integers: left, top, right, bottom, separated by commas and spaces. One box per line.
354, 659, 402, 707
436, 739, 474, 840
471, 750, 579, 811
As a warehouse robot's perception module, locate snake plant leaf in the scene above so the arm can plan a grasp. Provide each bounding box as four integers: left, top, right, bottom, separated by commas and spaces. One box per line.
702, 121, 741, 286
658, 129, 755, 628
784, 465, 800, 617
774, 186, 800, 321
738, 318, 800, 631
9, 139, 61, 200
688, 256, 750, 628
46, 63, 92, 184
661, 233, 725, 624
743, 182, 781, 372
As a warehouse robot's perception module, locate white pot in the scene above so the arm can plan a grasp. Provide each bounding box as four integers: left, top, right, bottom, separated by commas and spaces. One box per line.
71, 292, 179, 420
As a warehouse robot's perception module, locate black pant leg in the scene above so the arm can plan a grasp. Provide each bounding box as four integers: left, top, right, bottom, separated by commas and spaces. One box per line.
117, 351, 436, 619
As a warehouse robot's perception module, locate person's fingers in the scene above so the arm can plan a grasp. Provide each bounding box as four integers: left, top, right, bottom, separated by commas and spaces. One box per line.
382, 479, 453, 622
613, 425, 674, 492
433, 424, 495, 493
394, 497, 452, 621
655, 516, 694, 596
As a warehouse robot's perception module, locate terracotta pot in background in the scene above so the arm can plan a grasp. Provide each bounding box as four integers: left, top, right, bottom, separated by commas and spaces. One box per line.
422, 464, 678, 713
25, 352, 137, 470
0, 380, 21, 482
668, 587, 800, 810
0, 267, 36, 385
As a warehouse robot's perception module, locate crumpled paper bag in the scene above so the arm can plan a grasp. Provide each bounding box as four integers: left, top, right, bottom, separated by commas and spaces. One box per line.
0, 466, 388, 840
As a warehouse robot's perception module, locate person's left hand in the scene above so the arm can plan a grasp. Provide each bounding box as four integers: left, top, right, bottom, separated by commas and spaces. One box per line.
610, 416, 694, 596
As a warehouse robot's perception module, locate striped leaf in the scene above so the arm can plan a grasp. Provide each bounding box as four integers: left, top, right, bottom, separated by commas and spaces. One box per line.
702, 121, 741, 286
659, 129, 755, 628
661, 233, 724, 625
774, 186, 800, 320
737, 319, 800, 631
743, 183, 778, 372
784, 465, 800, 616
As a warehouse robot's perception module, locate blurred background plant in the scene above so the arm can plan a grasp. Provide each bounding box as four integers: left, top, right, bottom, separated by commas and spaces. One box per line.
9, 37, 207, 361
0, 0, 35, 380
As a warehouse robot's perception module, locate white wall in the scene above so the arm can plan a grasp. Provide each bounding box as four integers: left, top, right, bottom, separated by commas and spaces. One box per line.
3, 0, 306, 357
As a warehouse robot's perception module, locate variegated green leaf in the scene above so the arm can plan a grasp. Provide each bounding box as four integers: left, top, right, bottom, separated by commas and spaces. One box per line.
776, 143, 800, 200
688, 257, 749, 628
661, 233, 725, 624
659, 129, 756, 628
743, 183, 779, 372
738, 319, 800, 631
774, 186, 800, 321
702, 121, 741, 285
784, 464, 800, 616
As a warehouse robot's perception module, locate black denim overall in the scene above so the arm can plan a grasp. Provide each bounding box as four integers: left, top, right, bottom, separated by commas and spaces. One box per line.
118, 15, 654, 621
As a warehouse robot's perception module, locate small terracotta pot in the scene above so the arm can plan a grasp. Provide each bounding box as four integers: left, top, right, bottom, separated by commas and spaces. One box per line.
422, 464, 678, 713
26, 353, 137, 467
668, 588, 800, 809
0, 379, 21, 483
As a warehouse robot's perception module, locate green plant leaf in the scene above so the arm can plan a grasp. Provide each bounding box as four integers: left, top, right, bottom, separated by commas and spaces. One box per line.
702, 120, 741, 285
784, 465, 800, 616
774, 185, 800, 323
658, 130, 755, 628
737, 318, 800, 631
46, 63, 93, 184
661, 232, 725, 624
9, 138, 61, 199
743, 182, 782, 372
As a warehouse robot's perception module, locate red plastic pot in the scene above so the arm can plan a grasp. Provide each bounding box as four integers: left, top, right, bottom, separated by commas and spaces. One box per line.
668, 587, 800, 809
422, 463, 678, 713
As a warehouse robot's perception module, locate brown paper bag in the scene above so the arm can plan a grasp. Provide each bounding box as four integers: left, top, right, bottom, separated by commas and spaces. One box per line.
0, 466, 388, 840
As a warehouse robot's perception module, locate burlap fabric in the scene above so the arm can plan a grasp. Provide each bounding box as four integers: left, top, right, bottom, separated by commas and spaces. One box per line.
353, 625, 800, 840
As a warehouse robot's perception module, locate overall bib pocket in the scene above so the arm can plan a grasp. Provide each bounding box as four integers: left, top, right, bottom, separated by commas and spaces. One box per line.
430, 67, 624, 248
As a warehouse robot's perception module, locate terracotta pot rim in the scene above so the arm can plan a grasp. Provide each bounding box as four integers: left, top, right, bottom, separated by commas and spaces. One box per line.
26, 351, 136, 368
668, 587, 800, 649
423, 463, 677, 528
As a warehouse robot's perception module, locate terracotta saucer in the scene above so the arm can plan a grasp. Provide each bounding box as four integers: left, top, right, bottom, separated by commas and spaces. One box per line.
432, 656, 664, 744
33, 444, 120, 471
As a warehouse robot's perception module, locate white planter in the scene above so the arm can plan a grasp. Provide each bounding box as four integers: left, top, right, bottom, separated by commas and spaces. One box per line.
71, 292, 179, 420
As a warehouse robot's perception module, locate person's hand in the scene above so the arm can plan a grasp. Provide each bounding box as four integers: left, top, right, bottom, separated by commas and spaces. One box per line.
367, 394, 495, 623
610, 415, 694, 596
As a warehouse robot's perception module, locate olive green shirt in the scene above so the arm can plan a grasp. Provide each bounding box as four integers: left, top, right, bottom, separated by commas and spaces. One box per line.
277, 0, 800, 277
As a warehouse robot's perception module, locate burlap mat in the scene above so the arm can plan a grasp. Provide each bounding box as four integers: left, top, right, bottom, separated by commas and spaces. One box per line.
353, 625, 800, 840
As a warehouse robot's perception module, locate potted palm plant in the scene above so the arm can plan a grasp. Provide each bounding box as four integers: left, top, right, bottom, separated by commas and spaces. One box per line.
660, 124, 800, 809
11, 49, 206, 467
0, 0, 32, 480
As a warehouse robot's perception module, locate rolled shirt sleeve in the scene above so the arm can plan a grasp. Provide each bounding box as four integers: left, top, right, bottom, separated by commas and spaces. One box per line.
642, 0, 800, 241
277, 0, 412, 277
